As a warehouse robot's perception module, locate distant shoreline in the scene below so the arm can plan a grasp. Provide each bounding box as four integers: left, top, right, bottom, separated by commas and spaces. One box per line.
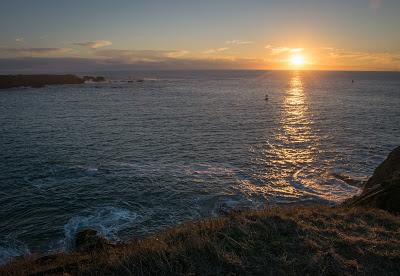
0, 74, 105, 89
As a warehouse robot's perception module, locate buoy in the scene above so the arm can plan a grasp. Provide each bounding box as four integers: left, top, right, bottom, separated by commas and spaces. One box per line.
265, 94, 269, 101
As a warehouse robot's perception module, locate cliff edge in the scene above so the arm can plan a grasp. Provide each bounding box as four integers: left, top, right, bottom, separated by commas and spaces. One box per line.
1, 147, 399, 275
345, 146, 400, 213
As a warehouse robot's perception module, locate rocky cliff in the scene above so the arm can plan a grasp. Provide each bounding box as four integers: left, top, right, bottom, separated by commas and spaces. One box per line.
345, 146, 400, 213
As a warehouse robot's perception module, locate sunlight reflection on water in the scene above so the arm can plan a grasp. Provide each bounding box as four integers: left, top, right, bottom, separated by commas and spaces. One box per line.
237, 71, 322, 203
1, 70, 398, 260
264, 71, 359, 202
238, 71, 362, 204
279, 71, 317, 166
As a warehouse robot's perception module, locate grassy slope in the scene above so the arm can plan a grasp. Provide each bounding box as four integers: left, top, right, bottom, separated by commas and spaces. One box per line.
2, 206, 399, 275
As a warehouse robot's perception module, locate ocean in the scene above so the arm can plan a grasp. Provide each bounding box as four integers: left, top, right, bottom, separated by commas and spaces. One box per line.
0, 70, 399, 263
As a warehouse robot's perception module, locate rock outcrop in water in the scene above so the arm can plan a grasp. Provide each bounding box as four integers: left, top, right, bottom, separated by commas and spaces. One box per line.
0, 74, 85, 89
82, 76, 106, 82
74, 229, 110, 252
345, 146, 400, 213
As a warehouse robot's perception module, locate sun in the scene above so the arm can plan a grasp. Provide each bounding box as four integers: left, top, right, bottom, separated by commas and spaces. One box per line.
290, 54, 306, 66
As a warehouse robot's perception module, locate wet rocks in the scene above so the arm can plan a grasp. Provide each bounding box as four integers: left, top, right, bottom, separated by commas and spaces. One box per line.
332, 173, 366, 187
74, 229, 110, 252
345, 146, 400, 213
82, 76, 106, 82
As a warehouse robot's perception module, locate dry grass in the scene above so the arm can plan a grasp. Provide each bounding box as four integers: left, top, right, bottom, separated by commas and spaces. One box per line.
2, 206, 400, 275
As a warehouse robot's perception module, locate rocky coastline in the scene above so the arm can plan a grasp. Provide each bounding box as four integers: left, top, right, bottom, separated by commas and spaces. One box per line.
1, 147, 399, 275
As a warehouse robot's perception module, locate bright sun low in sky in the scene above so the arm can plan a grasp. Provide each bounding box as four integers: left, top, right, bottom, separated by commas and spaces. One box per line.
0, 0, 399, 72
290, 54, 306, 67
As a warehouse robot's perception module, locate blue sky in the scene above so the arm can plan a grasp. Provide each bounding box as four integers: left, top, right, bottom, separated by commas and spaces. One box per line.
1, 0, 399, 72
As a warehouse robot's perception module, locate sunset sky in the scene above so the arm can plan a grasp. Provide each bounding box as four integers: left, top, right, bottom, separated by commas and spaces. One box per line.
1, 0, 399, 72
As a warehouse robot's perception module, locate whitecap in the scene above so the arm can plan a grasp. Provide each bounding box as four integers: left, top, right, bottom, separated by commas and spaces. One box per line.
185, 163, 237, 178
62, 207, 141, 250
0, 236, 30, 265
85, 167, 98, 175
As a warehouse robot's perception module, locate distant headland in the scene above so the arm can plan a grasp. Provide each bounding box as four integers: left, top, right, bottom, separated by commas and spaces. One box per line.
0, 74, 106, 89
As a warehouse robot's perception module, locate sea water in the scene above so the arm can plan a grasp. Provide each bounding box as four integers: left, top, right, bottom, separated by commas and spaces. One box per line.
0, 70, 399, 263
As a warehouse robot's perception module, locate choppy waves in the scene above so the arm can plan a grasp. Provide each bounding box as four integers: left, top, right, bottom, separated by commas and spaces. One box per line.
1, 70, 399, 264
0, 236, 30, 265
63, 207, 142, 250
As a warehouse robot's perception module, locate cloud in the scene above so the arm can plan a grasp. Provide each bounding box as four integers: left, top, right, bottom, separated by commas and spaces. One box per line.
311, 47, 400, 70
327, 48, 393, 62
1, 45, 399, 72
0, 56, 267, 73
165, 50, 189, 58
265, 45, 304, 55
0, 47, 72, 57
226, 40, 253, 45
94, 49, 190, 63
74, 40, 112, 49
95, 49, 166, 62
270, 47, 290, 55
203, 47, 229, 54
0, 57, 104, 73
291, 48, 304, 53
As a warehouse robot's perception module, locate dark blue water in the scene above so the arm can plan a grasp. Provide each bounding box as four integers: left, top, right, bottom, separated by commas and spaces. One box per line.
1, 70, 399, 263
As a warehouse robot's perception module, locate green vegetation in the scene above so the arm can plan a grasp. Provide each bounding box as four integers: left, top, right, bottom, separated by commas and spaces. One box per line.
2, 206, 399, 275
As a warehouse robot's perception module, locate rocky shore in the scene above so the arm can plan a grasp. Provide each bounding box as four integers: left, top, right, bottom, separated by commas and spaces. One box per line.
0, 74, 105, 89
1, 147, 399, 275
345, 146, 400, 213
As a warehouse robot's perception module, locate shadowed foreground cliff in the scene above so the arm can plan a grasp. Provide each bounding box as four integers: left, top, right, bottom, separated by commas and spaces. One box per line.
346, 146, 400, 213
1, 206, 399, 275
2, 147, 400, 275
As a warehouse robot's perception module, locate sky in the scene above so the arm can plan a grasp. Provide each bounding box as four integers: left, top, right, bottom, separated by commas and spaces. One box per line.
0, 0, 399, 72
